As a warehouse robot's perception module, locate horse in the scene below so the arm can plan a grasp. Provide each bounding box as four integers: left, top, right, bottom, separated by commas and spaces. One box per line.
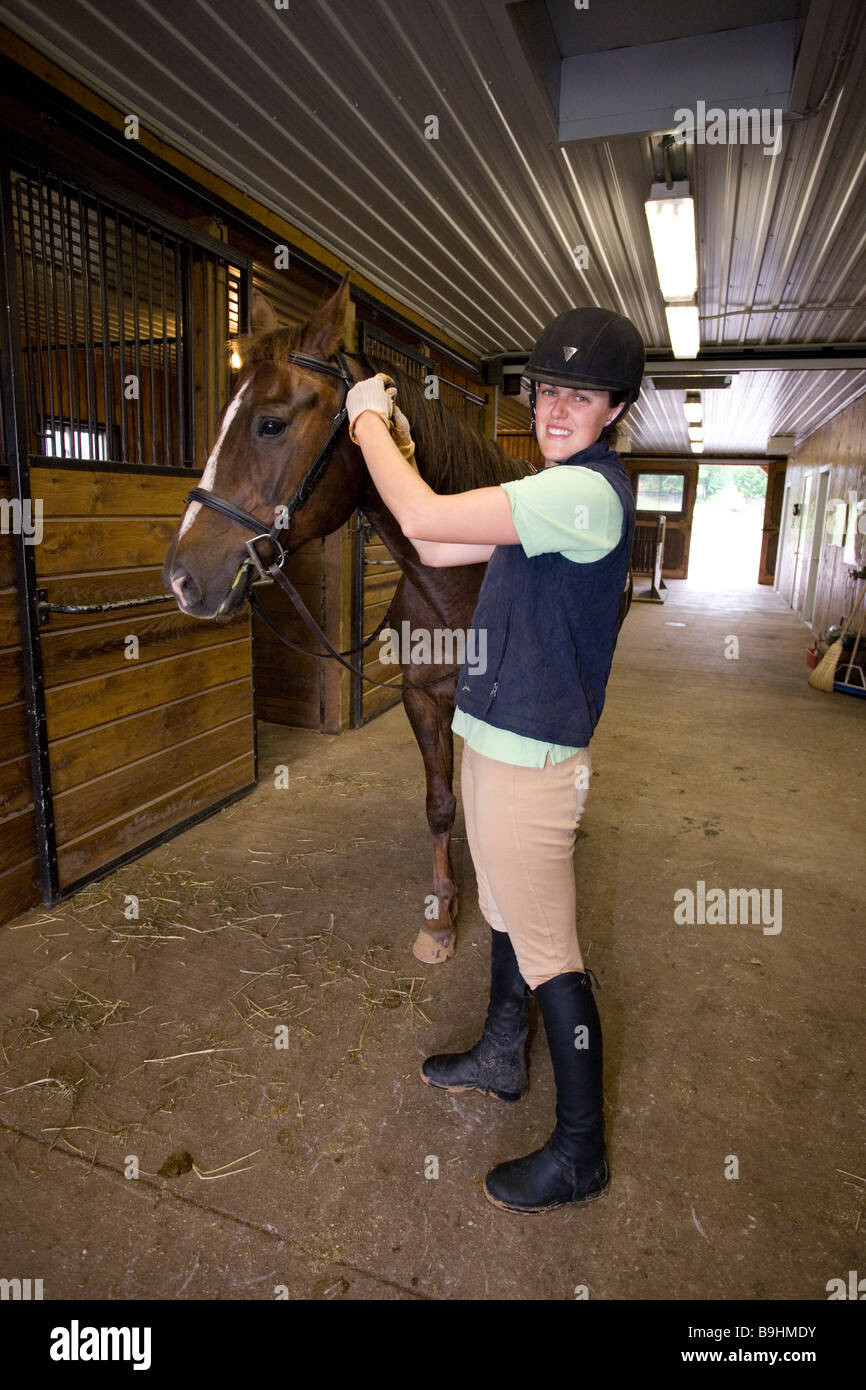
162, 273, 630, 965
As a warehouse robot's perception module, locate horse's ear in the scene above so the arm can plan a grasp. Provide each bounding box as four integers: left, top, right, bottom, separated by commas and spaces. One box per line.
250, 290, 280, 334
300, 273, 351, 358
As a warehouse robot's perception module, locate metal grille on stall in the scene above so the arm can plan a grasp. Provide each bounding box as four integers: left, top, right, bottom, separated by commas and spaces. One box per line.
0, 145, 255, 904
11, 163, 243, 469
251, 263, 322, 330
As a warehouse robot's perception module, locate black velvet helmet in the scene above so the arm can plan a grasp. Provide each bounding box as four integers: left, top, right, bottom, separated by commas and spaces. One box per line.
523, 307, 645, 404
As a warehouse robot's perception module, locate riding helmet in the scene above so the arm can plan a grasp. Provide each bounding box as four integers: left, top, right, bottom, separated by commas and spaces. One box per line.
523, 307, 645, 404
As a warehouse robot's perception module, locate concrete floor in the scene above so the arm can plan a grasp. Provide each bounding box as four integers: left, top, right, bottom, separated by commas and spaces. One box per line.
0, 580, 862, 1301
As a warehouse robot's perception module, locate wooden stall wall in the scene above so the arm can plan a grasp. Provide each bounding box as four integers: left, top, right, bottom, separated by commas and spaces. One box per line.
0, 472, 41, 921
496, 393, 543, 469
32, 463, 255, 892
775, 394, 866, 634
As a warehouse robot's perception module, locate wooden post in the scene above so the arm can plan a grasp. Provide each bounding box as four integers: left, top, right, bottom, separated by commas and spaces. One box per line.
484, 383, 498, 440
321, 285, 356, 732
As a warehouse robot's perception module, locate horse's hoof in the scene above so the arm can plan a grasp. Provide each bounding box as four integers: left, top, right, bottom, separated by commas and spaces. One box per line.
412, 926, 456, 964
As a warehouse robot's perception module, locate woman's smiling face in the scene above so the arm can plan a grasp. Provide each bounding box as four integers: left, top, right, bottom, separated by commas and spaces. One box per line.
534, 382, 620, 464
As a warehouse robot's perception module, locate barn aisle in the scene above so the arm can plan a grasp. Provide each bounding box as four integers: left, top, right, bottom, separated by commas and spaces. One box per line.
0, 585, 861, 1301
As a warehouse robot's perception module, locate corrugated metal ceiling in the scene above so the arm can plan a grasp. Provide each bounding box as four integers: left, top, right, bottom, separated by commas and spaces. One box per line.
1, 0, 864, 456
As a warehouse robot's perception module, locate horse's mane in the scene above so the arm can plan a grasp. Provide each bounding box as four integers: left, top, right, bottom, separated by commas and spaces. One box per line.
366, 357, 531, 493
237, 325, 533, 493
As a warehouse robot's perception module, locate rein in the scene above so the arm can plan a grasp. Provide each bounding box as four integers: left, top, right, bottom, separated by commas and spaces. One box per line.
184, 348, 458, 691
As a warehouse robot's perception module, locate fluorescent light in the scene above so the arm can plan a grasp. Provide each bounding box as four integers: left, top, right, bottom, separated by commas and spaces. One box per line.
683, 391, 702, 423
690, 442, 704, 454
666, 305, 700, 359
645, 181, 697, 301
688, 425, 703, 442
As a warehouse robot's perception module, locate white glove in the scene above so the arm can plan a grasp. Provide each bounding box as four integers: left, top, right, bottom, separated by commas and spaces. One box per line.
346, 373, 395, 444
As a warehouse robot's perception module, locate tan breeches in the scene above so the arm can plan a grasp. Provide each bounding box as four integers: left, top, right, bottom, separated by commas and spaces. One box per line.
459, 741, 592, 990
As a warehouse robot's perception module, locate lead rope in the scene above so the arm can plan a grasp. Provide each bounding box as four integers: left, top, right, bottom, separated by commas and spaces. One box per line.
37, 582, 456, 688
249, 570, 459, 690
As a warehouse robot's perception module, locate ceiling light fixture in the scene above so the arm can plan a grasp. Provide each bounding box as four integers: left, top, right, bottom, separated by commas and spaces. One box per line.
644, 180, 697, 301
665, 305, 700, 360
646, 177, 700, 360
690, 442, 705, 454
683, 390, 702, 424
649, 374, 733, 390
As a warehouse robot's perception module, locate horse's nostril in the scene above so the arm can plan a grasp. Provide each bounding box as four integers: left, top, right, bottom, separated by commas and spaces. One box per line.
170, 568, 198, 605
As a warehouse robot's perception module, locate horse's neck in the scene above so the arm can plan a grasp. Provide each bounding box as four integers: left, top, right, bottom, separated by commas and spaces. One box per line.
359, 486, 472, 622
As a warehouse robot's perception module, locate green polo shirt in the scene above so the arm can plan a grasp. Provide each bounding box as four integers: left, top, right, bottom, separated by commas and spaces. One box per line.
451, 465, 623, 767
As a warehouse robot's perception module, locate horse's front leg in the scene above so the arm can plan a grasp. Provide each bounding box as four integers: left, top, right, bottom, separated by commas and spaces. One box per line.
401, 676, 460, 964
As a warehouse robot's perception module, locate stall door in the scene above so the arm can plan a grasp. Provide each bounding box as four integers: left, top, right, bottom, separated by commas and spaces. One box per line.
758, 460, 787, 585
629, 463, 698, 579
1, 150, 256, 902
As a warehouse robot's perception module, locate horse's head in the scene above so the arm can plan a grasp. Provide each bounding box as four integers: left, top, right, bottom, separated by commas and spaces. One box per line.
163, 274, 366, 619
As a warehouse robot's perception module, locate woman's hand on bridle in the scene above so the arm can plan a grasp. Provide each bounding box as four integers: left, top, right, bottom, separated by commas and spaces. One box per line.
346, 372, 397, 443
347, 373, 418, 468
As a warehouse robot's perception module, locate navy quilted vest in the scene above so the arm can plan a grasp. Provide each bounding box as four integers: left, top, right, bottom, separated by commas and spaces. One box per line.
454, 442, 635, 747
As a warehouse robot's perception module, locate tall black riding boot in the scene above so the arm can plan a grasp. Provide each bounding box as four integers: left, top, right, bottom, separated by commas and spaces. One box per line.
420, 929, 532, 1102
483, 970, 609, 1212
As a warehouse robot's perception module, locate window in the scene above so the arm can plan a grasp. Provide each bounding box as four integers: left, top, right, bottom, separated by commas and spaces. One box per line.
635, 471, 686, 514
42, 424, 108, 461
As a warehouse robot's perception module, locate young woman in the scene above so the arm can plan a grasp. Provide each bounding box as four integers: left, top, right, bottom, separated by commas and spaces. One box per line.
345, 307, 644, 1214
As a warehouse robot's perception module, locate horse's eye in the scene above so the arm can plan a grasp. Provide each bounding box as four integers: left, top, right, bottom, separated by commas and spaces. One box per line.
258, 418, 288, 438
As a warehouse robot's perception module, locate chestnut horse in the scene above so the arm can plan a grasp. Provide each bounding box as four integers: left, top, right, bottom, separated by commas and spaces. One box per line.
163, 275, 628, 965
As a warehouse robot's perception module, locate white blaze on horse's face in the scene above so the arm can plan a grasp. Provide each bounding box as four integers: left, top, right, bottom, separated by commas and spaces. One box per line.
177, 379, 250, 540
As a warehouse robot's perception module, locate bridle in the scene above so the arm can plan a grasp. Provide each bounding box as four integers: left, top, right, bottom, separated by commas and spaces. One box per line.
183, 349, 457, 689
185, 350, 354, 584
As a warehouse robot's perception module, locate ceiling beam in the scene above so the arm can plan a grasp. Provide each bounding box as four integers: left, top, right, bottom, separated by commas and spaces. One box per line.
558, 21, 795, 143
647, 348, 866, 372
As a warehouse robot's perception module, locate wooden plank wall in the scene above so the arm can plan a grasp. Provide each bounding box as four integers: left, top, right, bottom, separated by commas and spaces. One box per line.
496, 392, 543, 468
31, 463, 254, 891
247, 540, 332, 729
775, 395, 866, 634
0, 472, 41, 923
358, 531, 403, 723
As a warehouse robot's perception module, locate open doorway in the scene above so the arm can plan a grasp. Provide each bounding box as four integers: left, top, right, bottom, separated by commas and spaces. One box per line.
687, 465, 769, 587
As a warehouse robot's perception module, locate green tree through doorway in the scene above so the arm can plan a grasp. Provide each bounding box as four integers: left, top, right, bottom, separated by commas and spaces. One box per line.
689, 465, 768, 587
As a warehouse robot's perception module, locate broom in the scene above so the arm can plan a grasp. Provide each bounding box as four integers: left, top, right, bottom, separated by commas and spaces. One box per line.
809, 585, 866, 691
